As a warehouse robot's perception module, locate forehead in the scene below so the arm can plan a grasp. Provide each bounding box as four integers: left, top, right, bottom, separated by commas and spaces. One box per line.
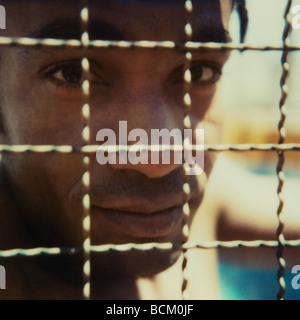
4, 0, 232, 42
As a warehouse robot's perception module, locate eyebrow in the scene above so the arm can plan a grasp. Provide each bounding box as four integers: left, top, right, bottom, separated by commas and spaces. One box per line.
29, 18, 231, 44
29, 18, 125, 41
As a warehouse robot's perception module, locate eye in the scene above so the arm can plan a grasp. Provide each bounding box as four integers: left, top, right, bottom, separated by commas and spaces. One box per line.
172, 62, 222, 86
56, 65, 83, 84
43, 61, 84, 85
190, 64, 222, 85
41, 60, 108, 89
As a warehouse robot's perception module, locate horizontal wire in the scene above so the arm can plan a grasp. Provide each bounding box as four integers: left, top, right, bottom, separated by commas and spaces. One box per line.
0, 246, 81, 257
1, 239, 300, 258
0, 12, 299, 298
0, 143, 299, 153
0, 36, 300, 51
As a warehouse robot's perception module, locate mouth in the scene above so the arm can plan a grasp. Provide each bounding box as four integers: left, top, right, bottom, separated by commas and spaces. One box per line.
91, 205, 184, 239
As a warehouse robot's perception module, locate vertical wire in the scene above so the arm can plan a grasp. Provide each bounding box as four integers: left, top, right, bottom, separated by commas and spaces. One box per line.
181, 0, 193, 301
276, 0, 293, 301
80, 6, 92, 300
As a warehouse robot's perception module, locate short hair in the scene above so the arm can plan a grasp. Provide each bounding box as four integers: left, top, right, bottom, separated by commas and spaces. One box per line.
233, 0, 248, 42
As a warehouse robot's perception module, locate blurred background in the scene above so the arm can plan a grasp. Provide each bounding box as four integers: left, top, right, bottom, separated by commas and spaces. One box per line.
222, 0, 300, 170
218, 0, 300, 300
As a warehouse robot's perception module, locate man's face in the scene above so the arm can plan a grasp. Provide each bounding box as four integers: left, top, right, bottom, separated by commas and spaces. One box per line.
0, 0, 231, 273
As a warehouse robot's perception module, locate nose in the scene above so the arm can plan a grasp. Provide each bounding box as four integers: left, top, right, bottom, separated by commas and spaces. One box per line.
96, 84, 184, 179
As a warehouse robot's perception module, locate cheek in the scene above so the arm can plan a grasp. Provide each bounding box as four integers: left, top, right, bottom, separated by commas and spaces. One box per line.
6, 153, 80, 203
1, 58, 82, 145
191, 89, 225, 178
190, 85, 218, 120
4, 98, 83, 146
3, 152, 85, 244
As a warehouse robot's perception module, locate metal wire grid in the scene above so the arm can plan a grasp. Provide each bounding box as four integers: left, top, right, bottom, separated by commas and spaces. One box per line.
80, 6, 92, 301
276, 0, 293, 301
180, 0, 196, 300
0, 0, 299, 300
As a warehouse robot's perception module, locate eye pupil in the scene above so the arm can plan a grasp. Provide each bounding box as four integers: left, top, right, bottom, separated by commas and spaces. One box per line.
191, 66, 203, 82
62, 65, 83, 83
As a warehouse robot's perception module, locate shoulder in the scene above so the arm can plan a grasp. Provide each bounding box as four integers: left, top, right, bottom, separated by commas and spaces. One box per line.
204, 154, 253, 202
196, 155, 253, 225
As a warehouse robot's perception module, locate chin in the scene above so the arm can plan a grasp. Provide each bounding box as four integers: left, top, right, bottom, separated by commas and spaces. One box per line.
90, 246, 182, 278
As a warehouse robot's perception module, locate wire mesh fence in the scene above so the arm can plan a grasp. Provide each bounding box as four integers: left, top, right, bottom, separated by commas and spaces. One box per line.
0, 0, 299, 301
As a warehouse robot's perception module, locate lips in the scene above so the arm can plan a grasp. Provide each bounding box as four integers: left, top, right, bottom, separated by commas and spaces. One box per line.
85, 169, 202, 242
91, 205, 184, 239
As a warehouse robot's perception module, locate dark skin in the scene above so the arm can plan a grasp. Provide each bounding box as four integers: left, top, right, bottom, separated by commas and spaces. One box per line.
0, 0, 299, 300
0, 0, 231, 300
